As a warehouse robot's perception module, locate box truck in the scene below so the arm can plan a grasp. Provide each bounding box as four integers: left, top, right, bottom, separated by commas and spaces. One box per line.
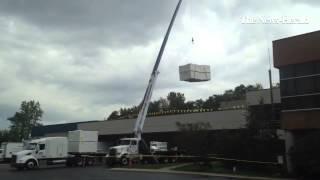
11, 130, 107, 170
0, 142, 23, 162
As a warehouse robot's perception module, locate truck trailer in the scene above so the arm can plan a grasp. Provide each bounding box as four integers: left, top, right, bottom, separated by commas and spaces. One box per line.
11, 130, 107, 170
0, 142, 23, 162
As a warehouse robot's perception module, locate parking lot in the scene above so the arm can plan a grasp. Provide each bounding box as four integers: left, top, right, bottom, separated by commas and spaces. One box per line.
0, 164, 233, 180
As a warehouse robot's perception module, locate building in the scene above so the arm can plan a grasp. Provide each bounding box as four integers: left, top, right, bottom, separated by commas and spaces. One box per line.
32, 89, 281, 151
32, 109, 247, 149
273, 30, 320, 172
246, 88, 281, 129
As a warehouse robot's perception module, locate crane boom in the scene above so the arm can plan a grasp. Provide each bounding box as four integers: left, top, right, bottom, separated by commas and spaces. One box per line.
133, 0, 182, 140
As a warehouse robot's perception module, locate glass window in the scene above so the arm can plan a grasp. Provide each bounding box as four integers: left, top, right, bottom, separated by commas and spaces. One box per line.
299, 96, 314, 109
26, 143, 37, 150
280, 65, 295, 79
295, 63, 314, 77
296, 77, 314, 94
39, 144, 45, 150
287, 79, 296, 96
316, 62, 320, 74
315, 77, 320, 92
119, 140, 130, 145
315, 95, 320, 108
282, 97, 298, 110
280, 80, 288, 96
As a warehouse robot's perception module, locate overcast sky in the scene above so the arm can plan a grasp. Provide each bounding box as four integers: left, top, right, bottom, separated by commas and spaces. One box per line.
0, 0, 319, 129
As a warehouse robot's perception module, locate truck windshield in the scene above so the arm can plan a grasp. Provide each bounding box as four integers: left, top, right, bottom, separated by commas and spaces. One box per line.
26, 143, 37, 150
119, 140, 131, 145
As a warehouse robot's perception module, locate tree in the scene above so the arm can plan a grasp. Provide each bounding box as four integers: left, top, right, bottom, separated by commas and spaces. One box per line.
0, 129, 11, 144
194, 99, 204, 109
7, 100, 43, 141
148, 100, 160, 113
203, 96, 220, 110
167, 92, 186, 109
158, 97, 169, 111
107, 111, 120, 120
184, 101, 195, 109
234, 84, 246, 99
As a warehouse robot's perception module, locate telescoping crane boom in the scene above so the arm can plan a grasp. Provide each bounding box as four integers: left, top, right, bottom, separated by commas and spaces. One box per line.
133, 0, 183, 140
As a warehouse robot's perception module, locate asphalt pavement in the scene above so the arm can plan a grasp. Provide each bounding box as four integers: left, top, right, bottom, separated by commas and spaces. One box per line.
0, 164, 233, 180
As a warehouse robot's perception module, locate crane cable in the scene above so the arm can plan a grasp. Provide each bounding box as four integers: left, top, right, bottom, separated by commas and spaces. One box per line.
190, 0, 194, 45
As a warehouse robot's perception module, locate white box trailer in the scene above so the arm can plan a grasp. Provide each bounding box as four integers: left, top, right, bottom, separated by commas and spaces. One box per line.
179, 63, 211, 82
0, 142, 23, 161
11, 130, 106, 170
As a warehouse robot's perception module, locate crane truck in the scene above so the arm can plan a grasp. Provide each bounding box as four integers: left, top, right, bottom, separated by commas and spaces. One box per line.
106, 0, 183, 166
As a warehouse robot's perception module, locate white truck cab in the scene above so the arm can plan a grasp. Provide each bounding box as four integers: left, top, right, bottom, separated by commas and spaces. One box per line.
107, 138, 170, 165
108, 138, 139, 160
11, 137, 68, 170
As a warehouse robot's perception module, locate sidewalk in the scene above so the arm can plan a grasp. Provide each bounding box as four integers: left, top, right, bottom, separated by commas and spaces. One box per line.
111, 164, 295, 180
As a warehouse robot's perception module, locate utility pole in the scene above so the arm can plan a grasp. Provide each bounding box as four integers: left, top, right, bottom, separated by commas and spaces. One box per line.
268, 48, 275, 125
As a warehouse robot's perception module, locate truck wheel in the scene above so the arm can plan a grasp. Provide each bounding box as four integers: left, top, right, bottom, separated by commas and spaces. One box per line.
86, 158, 94, 166
105, 159, 114, 167
76, 158, 83, 166
25, 160, 37, 170
120, 157, 128, 166
163, 158, 169, 164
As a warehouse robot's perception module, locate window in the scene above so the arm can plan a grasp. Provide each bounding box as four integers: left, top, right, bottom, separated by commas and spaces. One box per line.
131, 141, 137, 145
286, 79, 296, 96
316, 62, 320, 73
299, 96, 314, 109
39, 144, 45, 150
315, 95, 320, 108
316, 77, 320, 92
282, 97, 298, 110
296, 77, 314, 94
280, 65, 295, 79
295, 62, 314, 77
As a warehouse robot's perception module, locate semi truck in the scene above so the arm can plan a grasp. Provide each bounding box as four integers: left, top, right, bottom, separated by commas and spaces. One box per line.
11, 130, 107, 170
0, 142, 23, 162
106, 0, 183, 166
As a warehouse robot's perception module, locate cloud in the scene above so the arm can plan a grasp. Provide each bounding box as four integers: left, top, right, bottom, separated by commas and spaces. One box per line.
0, 0, 320, 129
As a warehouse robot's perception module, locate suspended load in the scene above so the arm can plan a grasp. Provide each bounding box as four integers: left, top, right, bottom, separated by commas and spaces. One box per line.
179, 63, 211, 82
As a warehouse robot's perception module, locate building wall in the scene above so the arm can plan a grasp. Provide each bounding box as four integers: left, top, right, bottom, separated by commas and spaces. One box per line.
246, 88, 281, 106
77, 109, 247, 136
273, 30, 320, 67
273, 30, 320, 130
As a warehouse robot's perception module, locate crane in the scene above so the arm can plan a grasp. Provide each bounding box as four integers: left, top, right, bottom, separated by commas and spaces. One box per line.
106, 0, 183, 166
133, 0, 182, 140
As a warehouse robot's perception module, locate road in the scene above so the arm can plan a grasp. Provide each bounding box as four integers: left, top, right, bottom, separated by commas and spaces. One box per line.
0, 164, 234, 180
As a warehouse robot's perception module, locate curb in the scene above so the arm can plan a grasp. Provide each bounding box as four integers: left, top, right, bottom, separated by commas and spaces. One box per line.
110, 168, 295, 180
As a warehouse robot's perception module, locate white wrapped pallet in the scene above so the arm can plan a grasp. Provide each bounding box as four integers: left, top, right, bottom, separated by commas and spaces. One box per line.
68, 130, 98, 142
68, 130, 98, 153
179, 64, 211, 82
